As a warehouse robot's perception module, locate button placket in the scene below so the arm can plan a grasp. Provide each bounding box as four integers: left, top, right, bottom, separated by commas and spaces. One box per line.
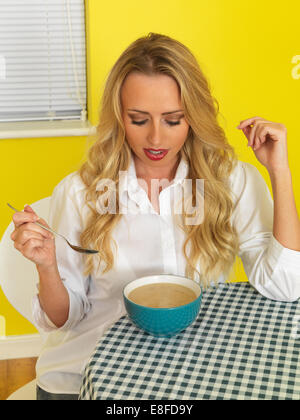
158, 186, 179, 274
158, 215, 178, 275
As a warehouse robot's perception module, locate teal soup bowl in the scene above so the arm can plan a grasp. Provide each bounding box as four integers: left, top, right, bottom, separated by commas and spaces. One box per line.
123, 274, 202, 338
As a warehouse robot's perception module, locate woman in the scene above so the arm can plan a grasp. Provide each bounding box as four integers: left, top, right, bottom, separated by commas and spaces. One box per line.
10, 33, 300, 399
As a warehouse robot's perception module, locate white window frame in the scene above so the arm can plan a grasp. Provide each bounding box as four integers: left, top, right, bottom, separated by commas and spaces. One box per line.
0, 0, 95, 139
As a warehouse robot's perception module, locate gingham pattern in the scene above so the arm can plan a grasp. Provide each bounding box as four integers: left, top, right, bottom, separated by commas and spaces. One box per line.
79, 283, 300, 400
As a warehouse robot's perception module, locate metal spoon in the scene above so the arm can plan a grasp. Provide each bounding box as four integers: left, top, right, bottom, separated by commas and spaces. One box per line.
7, 203, 98, 255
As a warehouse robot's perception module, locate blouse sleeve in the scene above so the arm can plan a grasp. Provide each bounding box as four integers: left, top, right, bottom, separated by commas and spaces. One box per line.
32, 173, 92, 331
231, 161, 300, 302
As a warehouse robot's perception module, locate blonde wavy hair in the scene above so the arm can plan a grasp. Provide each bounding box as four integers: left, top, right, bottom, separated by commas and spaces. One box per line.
79, 32, 240, 288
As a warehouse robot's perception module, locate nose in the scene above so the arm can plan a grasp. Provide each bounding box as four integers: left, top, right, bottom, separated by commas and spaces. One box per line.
146, 120, 163, 147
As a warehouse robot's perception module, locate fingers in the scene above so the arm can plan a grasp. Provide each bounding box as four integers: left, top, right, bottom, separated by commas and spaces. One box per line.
11, 222, 52, 242
11, 226, 51, 247
11, 223, 55, 265
34, 217, 51, 230
238, 117, 261, 148
238, 117, 272, 150
24, 204, 35, 214
253, 135, 261, 151
12, 205, 50, 231
21, 239, 45, 260
9, 206, 56, 266
14, 236, 53, 263
14, 237, 45, 253
11, 204, 54, 258
12, 208, 39, 228
238, 116, 264, 130
248, 121, 268, 148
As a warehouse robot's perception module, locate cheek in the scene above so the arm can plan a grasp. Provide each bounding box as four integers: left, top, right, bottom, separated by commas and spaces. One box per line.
173, 125, 189, 147
123, 122, 140, 144
125, 127, 143, 148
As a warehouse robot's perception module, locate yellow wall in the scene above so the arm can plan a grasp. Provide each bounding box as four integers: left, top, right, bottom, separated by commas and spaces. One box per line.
1, 0, 300, 336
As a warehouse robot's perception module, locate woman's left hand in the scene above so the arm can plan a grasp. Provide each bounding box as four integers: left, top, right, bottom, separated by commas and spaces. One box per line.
237, 116, 290, 174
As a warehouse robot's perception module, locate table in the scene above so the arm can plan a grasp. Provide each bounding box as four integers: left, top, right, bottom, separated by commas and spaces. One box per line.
79, 283, 300, 400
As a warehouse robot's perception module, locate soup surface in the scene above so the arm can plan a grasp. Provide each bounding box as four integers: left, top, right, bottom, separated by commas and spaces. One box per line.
128, 282, 197, 308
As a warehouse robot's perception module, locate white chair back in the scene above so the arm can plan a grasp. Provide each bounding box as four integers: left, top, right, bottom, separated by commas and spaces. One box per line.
0, 197, 51, 332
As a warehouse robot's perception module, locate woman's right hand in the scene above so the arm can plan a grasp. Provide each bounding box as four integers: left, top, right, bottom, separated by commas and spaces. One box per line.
10, 204, 57, 269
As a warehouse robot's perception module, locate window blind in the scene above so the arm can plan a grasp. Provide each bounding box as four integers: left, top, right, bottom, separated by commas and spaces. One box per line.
0, 0, 87, 122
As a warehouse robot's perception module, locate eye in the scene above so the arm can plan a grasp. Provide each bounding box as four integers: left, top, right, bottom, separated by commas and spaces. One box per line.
167, 120, 181, 126
130, 119, 181, 126
131, 119, 147, 126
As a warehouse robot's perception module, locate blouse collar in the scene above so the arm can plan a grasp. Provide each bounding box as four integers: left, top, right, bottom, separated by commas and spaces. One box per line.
123, 151, 189, 195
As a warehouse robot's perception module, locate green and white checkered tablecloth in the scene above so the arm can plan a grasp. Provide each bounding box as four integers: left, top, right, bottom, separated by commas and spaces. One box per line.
79, 283, 300, 400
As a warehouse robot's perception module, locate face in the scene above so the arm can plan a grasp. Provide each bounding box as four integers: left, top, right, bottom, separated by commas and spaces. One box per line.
121, 72, 190, 179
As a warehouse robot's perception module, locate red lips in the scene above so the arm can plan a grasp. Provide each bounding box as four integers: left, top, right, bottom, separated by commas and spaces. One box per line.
143, 148, 169, 161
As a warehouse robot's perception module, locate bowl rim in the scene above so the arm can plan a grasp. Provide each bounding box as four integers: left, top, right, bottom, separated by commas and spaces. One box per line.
123, 274, 202, 311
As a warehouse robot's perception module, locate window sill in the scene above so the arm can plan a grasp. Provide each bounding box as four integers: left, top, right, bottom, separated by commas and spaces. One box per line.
0, 120, 97, 140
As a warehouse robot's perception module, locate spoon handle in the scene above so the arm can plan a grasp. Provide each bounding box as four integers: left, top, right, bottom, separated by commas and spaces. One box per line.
7, 202, 63, 239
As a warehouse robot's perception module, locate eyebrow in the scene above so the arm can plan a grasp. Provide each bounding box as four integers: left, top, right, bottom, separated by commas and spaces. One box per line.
127, 109, 183, 115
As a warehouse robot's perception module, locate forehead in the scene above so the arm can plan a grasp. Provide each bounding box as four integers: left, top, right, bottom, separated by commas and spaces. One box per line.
121, 72, 181, 111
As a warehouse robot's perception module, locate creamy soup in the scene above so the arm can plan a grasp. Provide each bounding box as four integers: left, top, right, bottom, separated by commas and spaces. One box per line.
128, 283, 197, 308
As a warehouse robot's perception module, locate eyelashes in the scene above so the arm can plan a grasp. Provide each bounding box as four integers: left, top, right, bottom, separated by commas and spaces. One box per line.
131, 119, 181, 127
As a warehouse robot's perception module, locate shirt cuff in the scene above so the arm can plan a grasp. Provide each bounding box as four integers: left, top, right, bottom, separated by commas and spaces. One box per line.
32, 294, 58, 332
267, 234, 300, 271
32, 280, 90, 332
31, 280, 74, 332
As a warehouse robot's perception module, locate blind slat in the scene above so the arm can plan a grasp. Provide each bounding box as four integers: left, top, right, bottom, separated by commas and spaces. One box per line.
1, 76, 85, 83
0, 84, 86, 92
0, 41, 86, 50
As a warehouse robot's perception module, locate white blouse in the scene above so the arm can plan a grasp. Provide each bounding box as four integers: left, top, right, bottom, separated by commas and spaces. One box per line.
33, 155, 300, 395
